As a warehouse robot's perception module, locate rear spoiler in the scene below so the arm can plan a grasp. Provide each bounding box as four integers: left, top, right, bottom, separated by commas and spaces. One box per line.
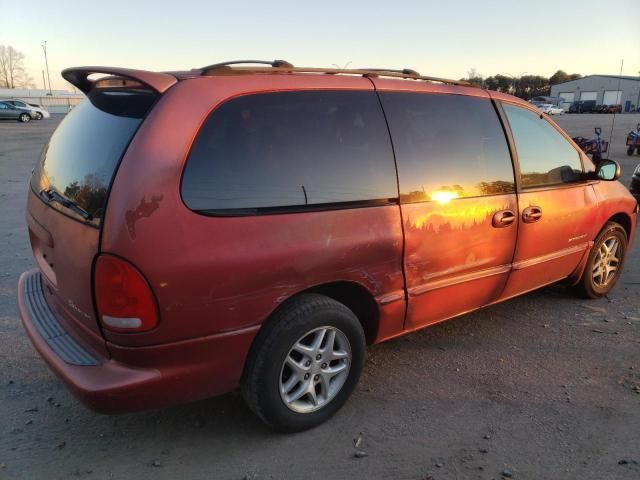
61, 67, 178, 95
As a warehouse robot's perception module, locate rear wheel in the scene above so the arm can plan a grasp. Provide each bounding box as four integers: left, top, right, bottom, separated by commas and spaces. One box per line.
576, 222, 627, 298
18, 113, 31, 123
241, 294, 366, 432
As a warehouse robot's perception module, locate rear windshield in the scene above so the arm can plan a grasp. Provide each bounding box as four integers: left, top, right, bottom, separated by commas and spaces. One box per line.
31, 88, 156, 226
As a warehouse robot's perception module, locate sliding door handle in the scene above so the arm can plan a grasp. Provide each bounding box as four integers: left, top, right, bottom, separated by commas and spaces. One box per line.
522, 206, 542, 223
492, 209, 516, 228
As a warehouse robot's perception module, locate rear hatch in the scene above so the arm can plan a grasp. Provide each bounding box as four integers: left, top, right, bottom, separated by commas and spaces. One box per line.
27, 86, 157, 352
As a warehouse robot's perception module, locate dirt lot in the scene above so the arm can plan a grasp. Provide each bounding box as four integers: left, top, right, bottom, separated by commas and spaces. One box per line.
1, 113, 639, 480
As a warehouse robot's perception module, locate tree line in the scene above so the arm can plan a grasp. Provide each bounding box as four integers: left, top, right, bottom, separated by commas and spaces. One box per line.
462, 68, 582, 100
0, 45, 34, 89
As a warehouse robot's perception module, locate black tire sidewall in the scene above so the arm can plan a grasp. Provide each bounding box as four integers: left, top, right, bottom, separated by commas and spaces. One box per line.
582, 223, 627, 298
246, 298, 365, 432
35, 112, 43, 120
19, 114, 30, 123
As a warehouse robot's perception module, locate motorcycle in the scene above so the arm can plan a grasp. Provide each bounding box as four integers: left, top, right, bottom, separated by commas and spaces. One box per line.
572, 127, 609, 163
626, 123, 640, 156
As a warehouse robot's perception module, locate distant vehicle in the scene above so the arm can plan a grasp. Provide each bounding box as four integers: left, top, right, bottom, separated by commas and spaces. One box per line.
0, 100, 34, 122
627, 123, 640, 156
4, 99, 50, 120
572, 127, 609, 162
537, 103, 564, 115
568, 100, 596, 113
601, 104, 622, 114
529, 96, 564, 107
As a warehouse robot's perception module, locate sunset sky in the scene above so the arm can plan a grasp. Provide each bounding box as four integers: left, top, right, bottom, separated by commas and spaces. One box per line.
4, 0, 640, 91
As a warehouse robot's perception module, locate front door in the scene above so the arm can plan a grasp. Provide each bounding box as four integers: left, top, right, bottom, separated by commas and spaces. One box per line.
377, 90, 519, 330
498, 102, 598, 299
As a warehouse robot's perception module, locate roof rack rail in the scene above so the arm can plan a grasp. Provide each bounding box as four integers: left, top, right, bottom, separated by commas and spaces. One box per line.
363, 68, 421, 76
201, 65, 474, 87
200, 59, 294, 75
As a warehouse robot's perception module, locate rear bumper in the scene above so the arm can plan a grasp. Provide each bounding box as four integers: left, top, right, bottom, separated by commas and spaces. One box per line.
18, 270, 259, 413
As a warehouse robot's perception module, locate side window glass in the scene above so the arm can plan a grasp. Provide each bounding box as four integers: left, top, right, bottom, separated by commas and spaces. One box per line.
503, 104, 583, 187
181, 91, 398, 212
379, 92, 515, 203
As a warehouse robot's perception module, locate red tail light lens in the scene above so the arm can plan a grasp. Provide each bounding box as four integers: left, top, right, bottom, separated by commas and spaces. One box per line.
94, 254, 158, 333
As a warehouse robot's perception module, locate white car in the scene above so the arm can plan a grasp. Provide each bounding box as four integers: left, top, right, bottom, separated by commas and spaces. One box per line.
537, 103, 564, 115
4, 99, 50, 120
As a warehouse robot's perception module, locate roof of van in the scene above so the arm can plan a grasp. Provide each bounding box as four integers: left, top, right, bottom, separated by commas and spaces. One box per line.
60, 61, 531, 108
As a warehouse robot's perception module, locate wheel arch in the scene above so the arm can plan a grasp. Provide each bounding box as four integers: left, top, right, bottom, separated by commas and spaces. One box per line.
607, 212, 632, 240
258, 280, 380, 345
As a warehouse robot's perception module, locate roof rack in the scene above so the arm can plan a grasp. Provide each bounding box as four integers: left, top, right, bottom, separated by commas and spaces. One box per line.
200, 59, 294, 74
200, 60, 474, 87
362, 68, 421, 76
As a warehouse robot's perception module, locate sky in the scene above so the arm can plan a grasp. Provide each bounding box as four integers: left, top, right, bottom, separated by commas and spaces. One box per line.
3, 0, 640, 91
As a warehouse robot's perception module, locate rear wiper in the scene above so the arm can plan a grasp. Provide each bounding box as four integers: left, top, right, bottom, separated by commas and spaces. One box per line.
39, 189, 93, 221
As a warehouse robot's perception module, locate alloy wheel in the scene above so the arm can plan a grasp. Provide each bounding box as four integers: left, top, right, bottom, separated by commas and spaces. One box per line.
279, 326, 351, 413
592, 236, 621, 288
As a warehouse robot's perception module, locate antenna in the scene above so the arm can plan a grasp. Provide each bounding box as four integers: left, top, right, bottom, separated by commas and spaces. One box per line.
606, 59, 624, 159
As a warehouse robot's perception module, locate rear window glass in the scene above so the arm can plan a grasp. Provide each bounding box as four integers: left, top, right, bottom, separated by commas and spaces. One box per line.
378, 92, 515, 203
31, 88, 156, 225
181, 91, 397, 213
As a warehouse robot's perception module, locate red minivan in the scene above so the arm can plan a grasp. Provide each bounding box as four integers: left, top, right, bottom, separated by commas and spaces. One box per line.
17, 61, 637, 431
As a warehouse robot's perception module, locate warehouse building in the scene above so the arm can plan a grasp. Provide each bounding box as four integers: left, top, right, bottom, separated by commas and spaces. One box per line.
550, 75, 640, 112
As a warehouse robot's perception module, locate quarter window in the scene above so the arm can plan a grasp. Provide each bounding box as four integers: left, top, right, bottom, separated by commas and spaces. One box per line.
502, 104, 583, 187
378, 92, 515, 203
181, 91, 398, 212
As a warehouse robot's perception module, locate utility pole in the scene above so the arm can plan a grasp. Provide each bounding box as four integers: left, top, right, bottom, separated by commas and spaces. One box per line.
41, 70, 46, 91
42, 41, 52, 95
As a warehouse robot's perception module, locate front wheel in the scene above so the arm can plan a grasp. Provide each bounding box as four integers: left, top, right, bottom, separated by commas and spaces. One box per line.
576, 222, 627, 298
35, 112, 43, 120
242, 294, 366, 432
18, 113, 31, 123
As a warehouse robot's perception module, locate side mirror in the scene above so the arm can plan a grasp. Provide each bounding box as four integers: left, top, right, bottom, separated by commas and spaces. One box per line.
595, 159, 621, 181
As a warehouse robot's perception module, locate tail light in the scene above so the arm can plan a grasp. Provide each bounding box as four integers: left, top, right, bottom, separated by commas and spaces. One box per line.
94, 254, 158, 333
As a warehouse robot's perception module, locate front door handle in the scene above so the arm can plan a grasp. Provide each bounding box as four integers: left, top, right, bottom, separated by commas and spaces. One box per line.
522, 206, 542, 223
492, 209, 516, 228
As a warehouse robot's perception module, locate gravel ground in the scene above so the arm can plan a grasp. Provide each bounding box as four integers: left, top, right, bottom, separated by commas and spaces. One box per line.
0, 113, 639, 480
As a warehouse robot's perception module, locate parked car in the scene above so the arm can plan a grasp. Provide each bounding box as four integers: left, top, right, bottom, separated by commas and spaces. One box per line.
528, 96, 564, 107
569, 100, 597, 113
0, 101, 34, 122
4, 99, 50, 119
537, 103, 564, 115
630, 164, 640, 202
17, 61, 638, 432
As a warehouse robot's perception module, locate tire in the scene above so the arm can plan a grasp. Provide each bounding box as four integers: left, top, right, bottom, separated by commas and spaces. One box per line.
18, 113, 31, 123
241, 293, 366, 432
576, 222, 627, 299
35, 112, 43, 120
628, 145, 635, 156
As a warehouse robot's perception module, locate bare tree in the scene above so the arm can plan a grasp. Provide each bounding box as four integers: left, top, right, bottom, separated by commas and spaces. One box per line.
0, 45, 34, 88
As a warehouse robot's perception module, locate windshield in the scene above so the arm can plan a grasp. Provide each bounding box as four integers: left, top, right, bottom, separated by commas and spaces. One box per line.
31, 88, 156, 226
